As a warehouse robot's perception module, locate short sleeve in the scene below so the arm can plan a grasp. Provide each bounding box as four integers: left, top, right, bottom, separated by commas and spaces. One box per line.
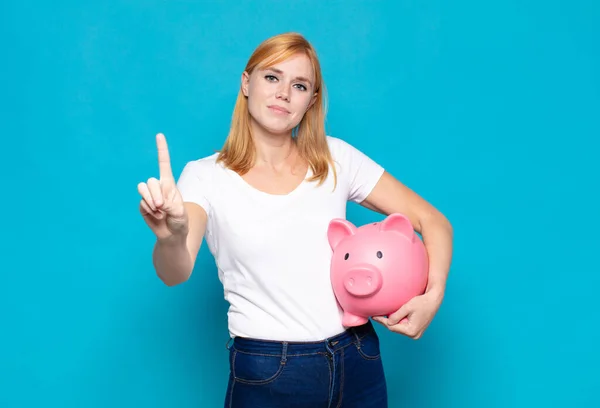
328, 136, 385, 203
176, 159, 214, 215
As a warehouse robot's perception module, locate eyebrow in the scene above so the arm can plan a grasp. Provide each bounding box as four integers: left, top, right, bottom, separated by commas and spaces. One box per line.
265, 67, 313, 86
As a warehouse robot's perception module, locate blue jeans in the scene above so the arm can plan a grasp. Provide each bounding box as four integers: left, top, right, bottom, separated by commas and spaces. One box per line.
224, 321, 388, 407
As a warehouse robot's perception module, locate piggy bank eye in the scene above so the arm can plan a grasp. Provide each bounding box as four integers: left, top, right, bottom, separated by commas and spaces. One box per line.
344, 253, 349, 260
377, 251, 383, 259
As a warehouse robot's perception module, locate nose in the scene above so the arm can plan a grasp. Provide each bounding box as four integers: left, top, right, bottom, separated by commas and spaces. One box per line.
276, 86, 290, 102
343, 265, 383, 298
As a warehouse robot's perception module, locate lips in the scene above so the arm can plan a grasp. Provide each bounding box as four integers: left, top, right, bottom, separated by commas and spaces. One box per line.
267, 105, 290, 114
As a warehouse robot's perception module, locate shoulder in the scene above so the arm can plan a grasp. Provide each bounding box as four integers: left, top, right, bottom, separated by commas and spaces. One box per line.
176, 152, 224, 191
325, 135, 369, 164
176, 152, 222, 208
326, 135, 352, 160
179, 152, 221, 175
325, 135, 351, 153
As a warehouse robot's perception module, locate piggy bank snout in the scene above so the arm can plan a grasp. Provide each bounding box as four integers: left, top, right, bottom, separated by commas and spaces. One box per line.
343, 265, 383, 298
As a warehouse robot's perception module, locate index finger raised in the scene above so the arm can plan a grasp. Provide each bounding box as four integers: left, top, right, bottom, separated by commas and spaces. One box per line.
156, 133, 174, 180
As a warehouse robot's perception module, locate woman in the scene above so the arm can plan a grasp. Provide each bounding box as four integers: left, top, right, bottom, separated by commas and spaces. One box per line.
138, 32, 453, 408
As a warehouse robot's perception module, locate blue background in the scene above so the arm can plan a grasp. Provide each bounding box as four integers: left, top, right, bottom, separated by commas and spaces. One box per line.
2, 1, 599, 407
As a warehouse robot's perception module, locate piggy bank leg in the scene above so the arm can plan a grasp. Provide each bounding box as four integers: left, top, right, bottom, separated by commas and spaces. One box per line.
342, 312, 369, 327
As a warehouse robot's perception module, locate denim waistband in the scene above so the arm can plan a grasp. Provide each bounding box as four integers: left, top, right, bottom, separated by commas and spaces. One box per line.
230, 321, 375, 356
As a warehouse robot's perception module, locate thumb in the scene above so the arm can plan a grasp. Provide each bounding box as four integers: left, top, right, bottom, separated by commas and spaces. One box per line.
159, 183, 181, 213
387, 302, 411, 325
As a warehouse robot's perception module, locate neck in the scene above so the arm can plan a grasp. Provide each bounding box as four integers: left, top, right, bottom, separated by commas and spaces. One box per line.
250, 121, 296, 168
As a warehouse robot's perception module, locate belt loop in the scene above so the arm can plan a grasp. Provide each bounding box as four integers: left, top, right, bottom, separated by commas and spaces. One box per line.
281, 342, 288, 364
352, 328, 361, 347
225, 337, 233, 350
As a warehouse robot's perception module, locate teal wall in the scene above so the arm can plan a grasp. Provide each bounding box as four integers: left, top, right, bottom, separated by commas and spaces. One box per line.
2, 1, 598, 407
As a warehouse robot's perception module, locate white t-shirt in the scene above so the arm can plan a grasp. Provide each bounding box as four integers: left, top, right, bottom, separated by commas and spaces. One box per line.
176, 136, 385, 341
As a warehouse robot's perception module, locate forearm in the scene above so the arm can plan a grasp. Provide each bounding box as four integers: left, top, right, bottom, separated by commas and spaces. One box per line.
419, 213, 453, 299
153, 234, 193, 286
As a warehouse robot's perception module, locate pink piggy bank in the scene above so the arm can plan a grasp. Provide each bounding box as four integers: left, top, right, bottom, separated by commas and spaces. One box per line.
327, 213, 429, 327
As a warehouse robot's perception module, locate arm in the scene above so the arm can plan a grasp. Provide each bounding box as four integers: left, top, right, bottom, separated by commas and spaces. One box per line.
361, 171, 454, 299
153, 202, 208, 286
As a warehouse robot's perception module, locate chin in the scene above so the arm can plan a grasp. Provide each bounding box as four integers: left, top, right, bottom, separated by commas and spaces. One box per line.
254, 116, 296, 136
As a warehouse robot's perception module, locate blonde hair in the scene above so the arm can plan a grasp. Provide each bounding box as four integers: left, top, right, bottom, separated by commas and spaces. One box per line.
216, 32, 336, 186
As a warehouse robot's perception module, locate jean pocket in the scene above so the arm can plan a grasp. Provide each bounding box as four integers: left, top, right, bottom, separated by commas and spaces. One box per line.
355, 330, 382, 361
231, 349, 286, 385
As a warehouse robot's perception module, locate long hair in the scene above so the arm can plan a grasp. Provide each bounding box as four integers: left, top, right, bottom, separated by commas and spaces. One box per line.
216, 32, 336, 186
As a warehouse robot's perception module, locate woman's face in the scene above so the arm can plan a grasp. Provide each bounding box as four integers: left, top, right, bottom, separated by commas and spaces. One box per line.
242, 53, 317, 136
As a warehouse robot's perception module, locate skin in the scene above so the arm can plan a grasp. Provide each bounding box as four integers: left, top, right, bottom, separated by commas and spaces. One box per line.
238, 54, 318, 194
137, 52, 453, 340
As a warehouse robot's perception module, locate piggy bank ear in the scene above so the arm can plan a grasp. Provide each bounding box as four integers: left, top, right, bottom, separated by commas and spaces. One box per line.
327, 219, 357, 250
379, 213, 415, 241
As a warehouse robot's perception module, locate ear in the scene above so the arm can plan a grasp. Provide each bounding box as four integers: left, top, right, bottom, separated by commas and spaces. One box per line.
241, 71, 250, 97
379, 213, 415, 241
327, 219, 357, 250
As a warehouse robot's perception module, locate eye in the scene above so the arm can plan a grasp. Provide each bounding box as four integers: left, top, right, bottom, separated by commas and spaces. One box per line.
265, 75, 278, 82
344, 253, 349, 260
376, 251, 383, 259
294, 83, 307, 91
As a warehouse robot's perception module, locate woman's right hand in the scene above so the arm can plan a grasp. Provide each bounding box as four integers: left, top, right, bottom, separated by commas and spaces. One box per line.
138, 133, 189, 241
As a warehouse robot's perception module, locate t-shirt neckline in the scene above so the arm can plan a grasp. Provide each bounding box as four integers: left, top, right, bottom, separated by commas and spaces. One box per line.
226, 166, 314, 199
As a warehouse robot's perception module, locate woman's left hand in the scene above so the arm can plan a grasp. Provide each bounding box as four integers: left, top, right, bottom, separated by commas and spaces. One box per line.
372, 289, 444, 340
